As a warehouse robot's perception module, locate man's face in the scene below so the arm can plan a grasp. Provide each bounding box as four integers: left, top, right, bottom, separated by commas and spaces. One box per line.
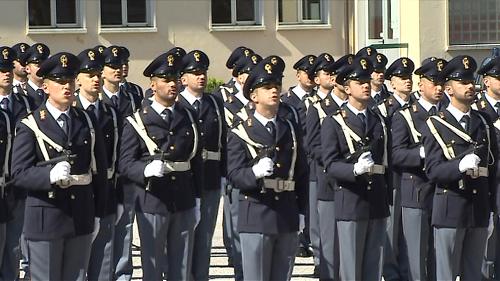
122, 62, 129, 78
419, 77, 443, 104
333, 74, 346, 94
296, 70, 314, 90
44, 78, 76, 108
181, 71, 207, 93
345, 79, 372, 103
102, 65, 122, 85
13, 60, 27, 79
390, 75, 413, 94
25, 63, 42, 84
77, 71, 102, 97
151, 76, 177, 103
483, 75, 500, 99
0, 69, 13, 89
250, 83, 281, 109
371, 71, 385, 88
446, 80, 475, 104
313, 70, 334, 91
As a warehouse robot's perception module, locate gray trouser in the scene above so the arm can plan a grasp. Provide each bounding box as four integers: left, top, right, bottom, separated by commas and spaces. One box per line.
317, 200, 339, 280
229, 188, 243, 281
434, 226, 488, 281
402, 207, 433, 281
0, 199, 25, 281
222, 184, 233, 261
482, 213, 499, 280
113, 189, 137, 281
27, 233, 93, 281
88, 214, 116, 281
240, 232, 298, 281
383, 188, 408, 281
191, 188, 221, 280
337, 218, 387, 281
309, 181, 320, 266
137, 209, 196, 281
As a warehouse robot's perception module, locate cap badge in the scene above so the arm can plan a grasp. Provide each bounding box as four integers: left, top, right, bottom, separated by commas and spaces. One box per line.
98, 46, 104, 54
244, 49, 250, 57
271, 57, 278, 65
194, 52, 201, 62
112, 48, 118, 57
376, 54, 382, 63
20, 44, 26, 53
325, 54, 331, 62
251, 55, 258, 64
37, 45, 43, 54
308, 56, 314, 64
437, 60, 444, 72
348, 56, 353, 64
402, 58, 408, 68
167, 54, 174, 66
367, 48, 372, 56
360, 59, 368, 70
88, 50, 95, 61
265, 63, 273, 74
463, 57, 470, 69
2, 49, 8, 60
60, 55, 68, 68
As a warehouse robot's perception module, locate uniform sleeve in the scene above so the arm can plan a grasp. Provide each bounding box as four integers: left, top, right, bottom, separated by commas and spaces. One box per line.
306, 104, 323, 166
293, 123, 309, 214
226, 131, 259, 191
391, 111, 422, 169
118, 120, 148, 185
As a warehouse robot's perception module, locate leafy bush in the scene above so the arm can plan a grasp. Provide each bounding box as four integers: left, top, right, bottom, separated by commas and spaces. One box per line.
206, 77, 225, 93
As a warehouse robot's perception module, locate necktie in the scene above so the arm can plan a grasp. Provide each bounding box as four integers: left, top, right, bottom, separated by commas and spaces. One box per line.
58, 113, 70, 136
110, 95, 119, 108
36, 89, 45, 98
161, 109, 172, 125
358, 113, 366, 133
460, 115, 470, 132
265, 121, 276, 140
495, 102, 500, 117
374, 94, 381, 104
428, 106, 437, 116
87, 104, 97, 119
0, 98, 9, 112
193, 100, 201, 115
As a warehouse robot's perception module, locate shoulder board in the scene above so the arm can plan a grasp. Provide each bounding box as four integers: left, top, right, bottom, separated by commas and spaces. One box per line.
221, 85, 234, 94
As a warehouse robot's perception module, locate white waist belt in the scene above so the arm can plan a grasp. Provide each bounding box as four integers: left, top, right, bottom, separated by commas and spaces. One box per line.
465, 166, 488, 178
164, 161, 191, 172
202, 149, 221, 161
263, 179, 295, 192
368, 165, 386, 175
59, 172, 93, 187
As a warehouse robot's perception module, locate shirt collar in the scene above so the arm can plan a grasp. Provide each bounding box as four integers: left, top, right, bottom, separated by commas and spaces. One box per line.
392, 92, 409, 106
292, 85, 309, 100
371, 89, 382, 98
484, 93, 500, 109
12, 79, 23, 87
45, 100, 70, 121
180, 88, 202, 105
447, 104, 470, 123
253, 111, 276, 127
346, 102, 367, 117
78, 94, 99, 111
418, 97, 438, 112
331, 92, 347, 107
102, 85, 119, 99
27, 79, 40, 91
234, 90, 249, 105
151, 98, 175, 115
316, 89, 329, 100
234, 81, 243, 94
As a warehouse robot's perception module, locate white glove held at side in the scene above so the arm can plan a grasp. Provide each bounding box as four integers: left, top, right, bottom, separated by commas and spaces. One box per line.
458, 153, 480, 173
353, 152, 375, 176
49, 161, 71, 184
144, 160, 166, 178
252, 157, 274, 179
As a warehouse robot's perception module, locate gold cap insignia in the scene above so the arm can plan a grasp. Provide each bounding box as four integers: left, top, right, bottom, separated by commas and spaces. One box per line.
348, 56, 353, 64
367, 48, 372, 56
308, 56, 314, 64
98, 46, 104, 54
244, 49, 250, 57
265, 63, 273, 74
40, 109, 47, 120
463, 57, 470, 69
167, 54, 174, 66
194, 52, 201, 62
2, 49, 8, 60
20, 44, 26, 53
112, 48, 118, 57
60, 55, 68, 68
271, 57, 278, 65
251, 55, 258, 64
437, 60, 444, 72
37, 44, 43, 54
376, 54, 382, 63
360, 58, 367, 70
325, 54, 331, 62
88, 50, 95, 61
402, 58, 408, 68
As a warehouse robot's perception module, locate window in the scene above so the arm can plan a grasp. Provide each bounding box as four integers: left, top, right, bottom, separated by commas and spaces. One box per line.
211, 0, 261, 26
28, 0, 81, 28
278, 0, 327, 24
449, 0, 500, 45
100, 0, 153, 27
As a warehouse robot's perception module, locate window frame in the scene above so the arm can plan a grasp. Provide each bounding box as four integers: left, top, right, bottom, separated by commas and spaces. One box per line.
277, 0, 329, 26
27, 0, 83, 29
210, 0, 263, 28
99, 0, 155, 29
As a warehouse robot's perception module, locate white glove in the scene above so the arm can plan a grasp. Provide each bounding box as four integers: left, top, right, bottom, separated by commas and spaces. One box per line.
115, 204, 124, 225
353, 151, 375, 176
144, 160, 165, 178
299, 214, 305, 232
419, 146, 426, 159
194, 198, 201, 228
252, 157, 274, 179
49, 161, 71, 185
458, 153, 480, 173
221, 177, 227, 189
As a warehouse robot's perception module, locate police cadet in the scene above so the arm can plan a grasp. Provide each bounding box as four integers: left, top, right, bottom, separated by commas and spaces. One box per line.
0, 46, 33, 281
176, 50, 226, 281
22, 43, 50, 109
421, 55, 495, 280
11, 52, 107, 281
222, 46, 255, 90
119, 46, 144, 100
392, 57, 447, 281
144, 47, 186, 100
119, 49, 200, 280
226, 55, 308, 280
218, 52, 262, 281
321, 56, 389, 280
356, 47, 390, 108
474, 56, 500, 280
11, 43, 30, 92
74, 48, 119, 281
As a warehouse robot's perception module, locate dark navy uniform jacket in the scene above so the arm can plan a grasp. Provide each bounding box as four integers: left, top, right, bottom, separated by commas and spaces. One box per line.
11, 104, 108, 240
321, 106, 390, 221
0, 111, 11, 223
119, 102, 201, 215
121, 81, 144, 100
178, 92, 227, 190
421, 109, 495, 228
281, 87, 309, 133
26, 83, 46, 109
367, 85, 391, 110
227, 114, 308, 234
306, 93, 342, 201
391, 102, 436, 210
74, 95, 119, 218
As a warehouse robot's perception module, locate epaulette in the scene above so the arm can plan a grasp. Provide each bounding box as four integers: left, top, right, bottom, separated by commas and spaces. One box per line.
39, 109, 47, 121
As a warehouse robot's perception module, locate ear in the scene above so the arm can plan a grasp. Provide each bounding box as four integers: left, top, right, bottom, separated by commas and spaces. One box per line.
314, 75, 320, 85
180, 74, 188, 86
250, 90, 258, 103
483, 76, 490, 88
444, 82, 453, 96
75, 74, 82, 88
418, 80, 425, 92
42, 81, 49, 93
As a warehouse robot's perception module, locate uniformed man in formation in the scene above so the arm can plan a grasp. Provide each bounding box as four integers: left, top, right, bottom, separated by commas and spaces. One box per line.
1, 40, 500, 281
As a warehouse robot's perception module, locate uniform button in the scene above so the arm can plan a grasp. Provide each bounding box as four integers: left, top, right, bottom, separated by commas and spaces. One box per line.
274, 196, 279, 201
84, 140, 88, 144
199, 119, 203, 123
169, 131, 174, 135
105, 134, 110, 138
473, 189, 477, 194
170, 145, 175, 150
70, 194, 75, 200
410, 175, 413, 179
367, 186, 371, 190
70, 160, 74, 165
0, 140, 3, 144
276, 163, 281, 168
152, 136, 156, 140
275, 147, 280, 151
244, 196, 248, 200
48, 146, 53, 150
339, 186, 342, 189
443, 189, 448, 193
171, 176, 176, 180
200, 132, 204, 136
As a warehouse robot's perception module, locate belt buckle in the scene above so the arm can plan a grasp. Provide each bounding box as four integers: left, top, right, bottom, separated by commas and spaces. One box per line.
201, 149, 208, 160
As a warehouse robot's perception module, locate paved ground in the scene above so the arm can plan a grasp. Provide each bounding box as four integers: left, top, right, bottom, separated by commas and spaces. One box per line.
131, 198, 317, 280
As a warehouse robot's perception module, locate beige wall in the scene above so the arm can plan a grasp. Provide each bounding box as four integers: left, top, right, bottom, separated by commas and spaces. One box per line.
0, 0, 347, 91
